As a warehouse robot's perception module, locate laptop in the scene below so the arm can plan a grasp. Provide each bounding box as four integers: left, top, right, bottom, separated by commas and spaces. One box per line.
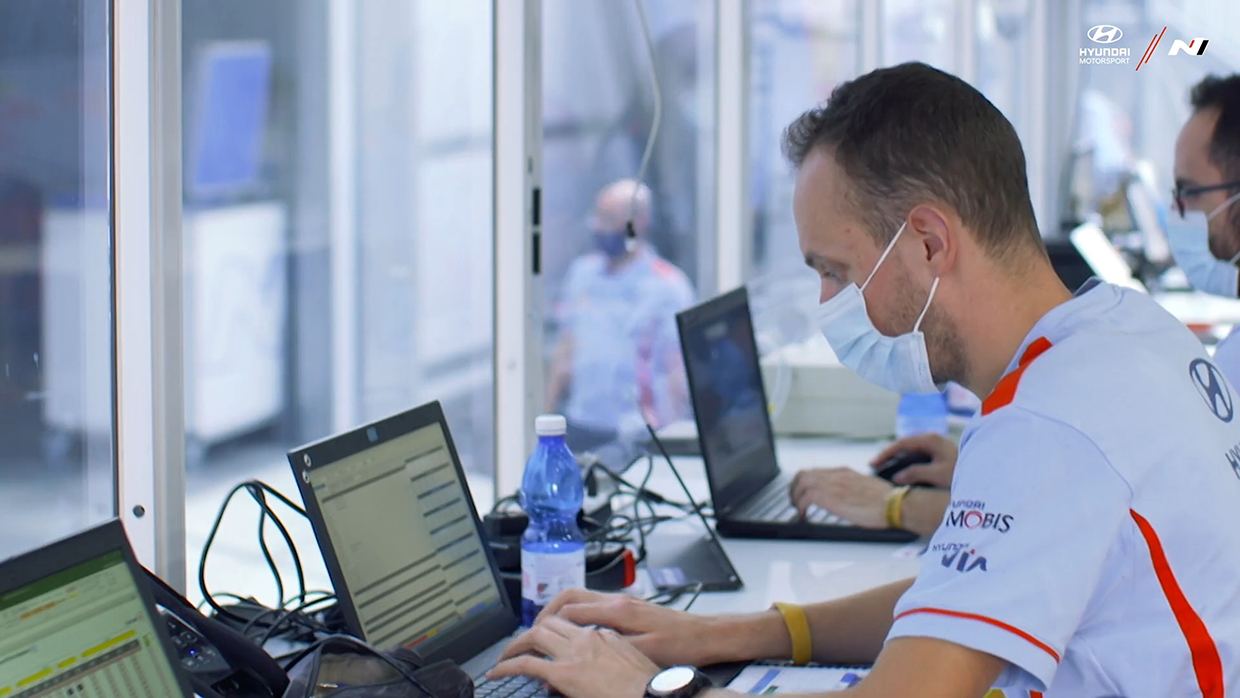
0, 520, 197, 698
288, 401, 540, 694
676, 287, 917, 543
1069, 222, 1147, 292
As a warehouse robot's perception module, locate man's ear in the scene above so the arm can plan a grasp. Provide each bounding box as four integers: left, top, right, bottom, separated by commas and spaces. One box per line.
908, 205, 956, 275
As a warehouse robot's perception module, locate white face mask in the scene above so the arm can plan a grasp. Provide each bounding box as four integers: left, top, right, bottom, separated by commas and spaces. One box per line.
1166, 191, 1240, 297
816, 221, 942, 394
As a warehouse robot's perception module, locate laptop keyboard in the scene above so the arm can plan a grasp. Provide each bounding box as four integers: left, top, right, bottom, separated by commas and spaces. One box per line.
740, 479, 849, 525
475, 675, 547, 698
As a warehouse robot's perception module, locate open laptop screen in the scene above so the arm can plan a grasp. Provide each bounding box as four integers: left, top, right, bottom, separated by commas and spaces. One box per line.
678, 288, 781, 510
300, 419, 503, 651
0, 546, 186, 697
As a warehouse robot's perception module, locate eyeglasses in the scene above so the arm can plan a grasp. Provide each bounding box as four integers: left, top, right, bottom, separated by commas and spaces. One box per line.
1173, 180, 1240, 218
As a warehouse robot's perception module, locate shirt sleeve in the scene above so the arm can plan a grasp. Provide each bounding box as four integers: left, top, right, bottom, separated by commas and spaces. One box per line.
888, 406, 1132, 692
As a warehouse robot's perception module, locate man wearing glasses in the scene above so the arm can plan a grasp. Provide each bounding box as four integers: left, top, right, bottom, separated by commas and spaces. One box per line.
1168, 74, 1240, 382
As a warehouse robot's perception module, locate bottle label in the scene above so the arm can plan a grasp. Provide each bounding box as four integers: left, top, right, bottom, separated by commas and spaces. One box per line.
521, 549, 586, 607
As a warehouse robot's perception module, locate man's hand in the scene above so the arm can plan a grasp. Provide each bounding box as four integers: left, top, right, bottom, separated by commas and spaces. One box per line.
790, 468, 893, 528
870, 433, 958, 487
489, 616, 659, 698
518, 589, 726, 667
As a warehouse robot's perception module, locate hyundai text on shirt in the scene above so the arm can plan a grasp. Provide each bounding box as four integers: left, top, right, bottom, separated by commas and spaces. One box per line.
889, 280, 1240, 697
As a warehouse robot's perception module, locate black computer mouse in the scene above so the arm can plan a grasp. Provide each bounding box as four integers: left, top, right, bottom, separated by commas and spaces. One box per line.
874, 449, 934, 483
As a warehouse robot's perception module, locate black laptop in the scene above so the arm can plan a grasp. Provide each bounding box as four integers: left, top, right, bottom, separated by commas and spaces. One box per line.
287, 401, 543, 695
676, 288, 917, 543
0, 520, 197, 697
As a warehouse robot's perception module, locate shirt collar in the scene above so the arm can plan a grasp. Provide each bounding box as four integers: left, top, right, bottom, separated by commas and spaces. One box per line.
1001, 277, 1117, 375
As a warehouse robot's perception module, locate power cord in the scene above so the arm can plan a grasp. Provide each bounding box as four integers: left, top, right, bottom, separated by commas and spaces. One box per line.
624, 0, 662, 251
239, 590, 335, 643
255, 593, 340, 650
197, 478, 343, 646
199, 480, 308, 622
644, 582, 704, 611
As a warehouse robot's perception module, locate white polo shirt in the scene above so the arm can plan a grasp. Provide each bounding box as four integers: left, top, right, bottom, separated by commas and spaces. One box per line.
888, 281, 1240, 697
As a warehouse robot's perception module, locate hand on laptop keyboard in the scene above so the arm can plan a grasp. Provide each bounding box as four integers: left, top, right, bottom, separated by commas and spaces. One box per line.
488, 616, 659, 698
789, 467, 891, 528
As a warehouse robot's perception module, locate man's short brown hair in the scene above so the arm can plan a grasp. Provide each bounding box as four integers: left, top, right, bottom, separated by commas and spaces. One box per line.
782, 62, 1043, 259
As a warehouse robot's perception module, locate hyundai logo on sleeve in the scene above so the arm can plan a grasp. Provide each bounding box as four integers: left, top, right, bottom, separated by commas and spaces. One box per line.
1087, 25, 1124, 43
1190, 358, 1234, 422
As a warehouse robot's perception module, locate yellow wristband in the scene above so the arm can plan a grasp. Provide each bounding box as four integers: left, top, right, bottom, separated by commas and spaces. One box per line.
772, 602, 812, 666
885, 485, 911, 529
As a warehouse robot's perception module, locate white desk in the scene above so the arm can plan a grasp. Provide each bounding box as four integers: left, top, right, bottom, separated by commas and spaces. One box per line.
636, 438, 925, 615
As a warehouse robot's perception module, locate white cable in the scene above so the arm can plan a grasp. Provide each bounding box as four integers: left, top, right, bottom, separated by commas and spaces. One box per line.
627, 0, 662, 251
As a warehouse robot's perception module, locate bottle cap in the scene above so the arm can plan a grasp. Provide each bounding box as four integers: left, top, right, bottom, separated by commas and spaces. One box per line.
535, 414, 567, 436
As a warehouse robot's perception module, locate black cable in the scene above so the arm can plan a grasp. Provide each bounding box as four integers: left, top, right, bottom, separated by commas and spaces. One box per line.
197, 592, 250, 613
199, 480, 310, 621
589, 460, 697, 512
255, 505, 285, 606
245, 482, 307, 606
238, 590, 334, 640
246, 480, 309, 517
644, 581, 704, 609
199, 484, 264, 622
256, 593, 339, 649
680, 582, 705, 611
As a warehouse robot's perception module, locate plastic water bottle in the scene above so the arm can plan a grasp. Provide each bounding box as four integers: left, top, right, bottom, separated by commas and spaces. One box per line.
895, 392, 949, 438
519, 414, 585, 626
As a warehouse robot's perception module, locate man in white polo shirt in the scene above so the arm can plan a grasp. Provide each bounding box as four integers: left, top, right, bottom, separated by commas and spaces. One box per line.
488, 62, 1240, 698
1167, 74, 1240, 386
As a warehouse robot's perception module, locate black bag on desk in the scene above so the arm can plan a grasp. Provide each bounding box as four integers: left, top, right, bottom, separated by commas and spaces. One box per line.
282, 635, 473, 698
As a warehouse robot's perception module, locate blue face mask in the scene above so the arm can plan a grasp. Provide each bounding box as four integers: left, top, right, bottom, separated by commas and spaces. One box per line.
815, 221, 942, 395
1166, 192, 1240, 297
595, 231, 629, 259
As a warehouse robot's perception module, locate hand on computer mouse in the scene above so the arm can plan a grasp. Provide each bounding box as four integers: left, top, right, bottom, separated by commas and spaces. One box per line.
489, 616, 658, 698
869, 433, 957, 487
790, 467, 894, 529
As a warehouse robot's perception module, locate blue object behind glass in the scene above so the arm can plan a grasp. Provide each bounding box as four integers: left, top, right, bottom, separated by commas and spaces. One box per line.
189, 42, 273, 199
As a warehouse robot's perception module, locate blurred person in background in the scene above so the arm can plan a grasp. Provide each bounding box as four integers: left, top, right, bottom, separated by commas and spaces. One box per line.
546, 179, 694, 453
1167, 74, 1240, 382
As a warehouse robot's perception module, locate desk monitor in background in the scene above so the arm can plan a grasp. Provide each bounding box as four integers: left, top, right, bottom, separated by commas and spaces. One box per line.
0, 521, 195, 698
